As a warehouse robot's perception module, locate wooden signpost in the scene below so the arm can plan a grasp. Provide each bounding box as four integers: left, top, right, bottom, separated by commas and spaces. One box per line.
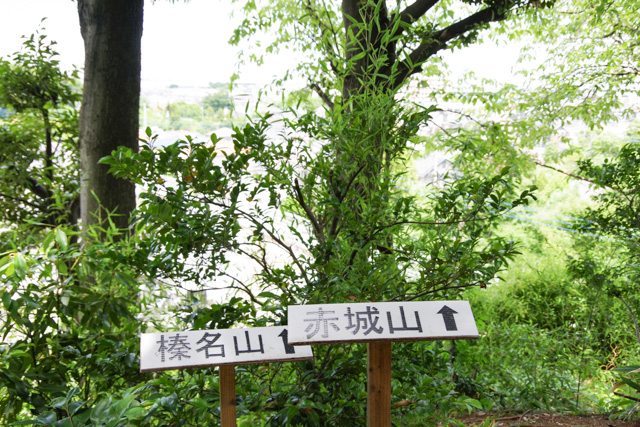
288, 301, 479, 427
140, 326, 313, 426
140, 301, 478, 426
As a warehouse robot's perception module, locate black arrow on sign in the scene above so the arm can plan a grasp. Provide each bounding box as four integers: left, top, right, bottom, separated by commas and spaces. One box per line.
437, 305, 458, 331
278, 329, 296, 354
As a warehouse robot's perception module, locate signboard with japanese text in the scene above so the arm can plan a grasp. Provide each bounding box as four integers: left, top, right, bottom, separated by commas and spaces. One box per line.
140, 326, 313, 372
288, 301, 478, 345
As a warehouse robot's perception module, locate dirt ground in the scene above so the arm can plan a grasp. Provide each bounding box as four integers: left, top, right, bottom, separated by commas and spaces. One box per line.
451, 411, 640, 426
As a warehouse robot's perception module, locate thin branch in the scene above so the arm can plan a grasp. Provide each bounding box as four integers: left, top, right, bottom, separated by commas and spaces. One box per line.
346, 193, 502, 267
304, 0, 341, 75
534, 160, 631, 199
194, 194, 314, 288
0, 192, 42, 210
293, 178, 325, 244
322, 1, 342, 61
396, 0, 440, 35
613, 391, 640, 403
25, 176, 53, 200
394, 6, 507, 89
378, 213, 500, 229
392, 281, 484, 302
338, 163, 366, 204
439, 109, 491, 129
328, 163, 366, 238
219, 271, 262, 307
347, 207, 496, 267
616, 295, 640, 347
53, 135, 64, 156
309, 82, 335, 110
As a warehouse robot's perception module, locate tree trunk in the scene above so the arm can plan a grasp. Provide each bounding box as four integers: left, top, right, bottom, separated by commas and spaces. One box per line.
341, 0, 392, 100
78, 0, 143, 232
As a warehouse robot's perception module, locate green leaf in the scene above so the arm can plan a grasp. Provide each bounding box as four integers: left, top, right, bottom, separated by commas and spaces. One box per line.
90, 397, 112, 424
69, 410, 91, 425
257, 291, 280, 299
60, 291, 71, 307
67, 400, 86, 416
114, 272, 136, 288
55, 228, 68, 250
0, 260, 14, 276
189, 397, 211, 409
35, 411, 56, 426
42, 231, 56, 253
463, 397, 483, 410
54, 418, 73, 427
350, 51, 366, 62
613, 365, 640, 373
159, 393, 178, 412
50, 396, 68, 409
620, 376, 640, 393
114, 394, 136, 418
286, 405, 298, 422
124, 406, 146, 420
7, 350, 28, 358
0, 254, 12, 269
13, 253, 27, 279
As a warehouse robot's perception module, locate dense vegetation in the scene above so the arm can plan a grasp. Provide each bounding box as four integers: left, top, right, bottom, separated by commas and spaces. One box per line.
0, 0, 639, 426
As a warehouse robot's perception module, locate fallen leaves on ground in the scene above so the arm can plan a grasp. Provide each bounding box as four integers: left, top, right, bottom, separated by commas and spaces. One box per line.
451, 411, 640, 426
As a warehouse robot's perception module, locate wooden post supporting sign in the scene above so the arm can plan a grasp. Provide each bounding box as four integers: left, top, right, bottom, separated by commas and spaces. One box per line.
288, 300, 479, 426
367, 342, 392, 427
140, 326, 313, 427
219, 365, 237, 427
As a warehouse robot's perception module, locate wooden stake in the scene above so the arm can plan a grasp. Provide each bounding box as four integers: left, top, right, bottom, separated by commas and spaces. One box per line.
367, 342, 392, 427
219, 365, 237, 427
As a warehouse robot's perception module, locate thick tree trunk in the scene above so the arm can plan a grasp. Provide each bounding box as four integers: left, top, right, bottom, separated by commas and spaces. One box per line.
78, 0, 143, 232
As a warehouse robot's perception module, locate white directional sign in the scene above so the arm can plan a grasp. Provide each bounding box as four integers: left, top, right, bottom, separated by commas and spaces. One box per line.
140, 326, 313, 372
288, 301, 478, 345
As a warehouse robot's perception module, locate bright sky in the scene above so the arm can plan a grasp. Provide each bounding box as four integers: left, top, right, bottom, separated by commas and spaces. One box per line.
0, 0, 522, 89
0, 0, 291, 87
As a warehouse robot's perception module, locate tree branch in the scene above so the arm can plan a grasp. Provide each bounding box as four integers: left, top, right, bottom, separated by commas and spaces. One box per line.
219, 271, 262, 307
388, 278, 487, 302
305, 0, 341, 76
195, 194, 313, 288
616, 295, 640, 347
394, 6, 507, 89
328, 163, 366, 238
534, 160, 630, 196
310, 82, 335, 110
613, 391, 640, 403
0, 192, 42, 210
25, 177, 53, 200
293, 178, 325, 244
397, 0, 440, 32
377, 213, 500, 230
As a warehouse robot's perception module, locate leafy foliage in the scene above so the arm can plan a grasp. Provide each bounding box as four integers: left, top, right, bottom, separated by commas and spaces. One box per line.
106, 108, 536, 305
419, 0, 640, 184
0, 223, 143, 424
0, 29, 80, 247
103, 89, 536, 424
231, 0, 553, 104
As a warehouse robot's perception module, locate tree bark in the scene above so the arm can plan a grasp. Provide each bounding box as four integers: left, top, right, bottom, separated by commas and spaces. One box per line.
342, 0, 392, 100
78, 0, 143, 232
